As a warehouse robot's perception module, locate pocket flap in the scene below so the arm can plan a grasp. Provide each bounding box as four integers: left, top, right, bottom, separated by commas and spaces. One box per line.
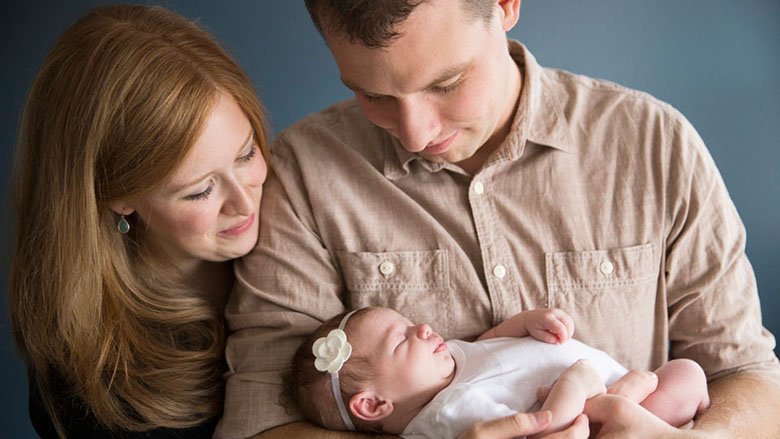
337, 250, 448, 292
546, 243, 657, 291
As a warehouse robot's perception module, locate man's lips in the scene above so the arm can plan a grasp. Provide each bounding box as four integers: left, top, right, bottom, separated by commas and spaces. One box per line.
423, 131, 458, 155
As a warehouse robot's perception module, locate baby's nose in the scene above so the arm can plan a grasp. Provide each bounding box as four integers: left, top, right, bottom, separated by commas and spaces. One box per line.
417, 323, 432, 339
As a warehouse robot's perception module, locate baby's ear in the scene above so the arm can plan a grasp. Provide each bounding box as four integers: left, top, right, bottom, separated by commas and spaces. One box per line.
349, 390, 394, 422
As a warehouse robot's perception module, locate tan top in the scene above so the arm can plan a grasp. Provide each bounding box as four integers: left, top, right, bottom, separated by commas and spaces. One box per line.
215, 42, 779, 439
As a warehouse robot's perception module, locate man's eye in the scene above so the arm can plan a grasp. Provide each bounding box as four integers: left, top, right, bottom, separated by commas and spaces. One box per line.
432, 78, 463, 94
361, 92, 384, 102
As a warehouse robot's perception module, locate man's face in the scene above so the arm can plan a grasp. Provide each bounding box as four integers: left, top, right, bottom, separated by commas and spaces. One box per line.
325, 0, 521, 172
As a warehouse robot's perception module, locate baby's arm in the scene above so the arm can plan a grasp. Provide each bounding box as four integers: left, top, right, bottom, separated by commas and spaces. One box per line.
530, 360, 606, 439
477, 308, 574, 344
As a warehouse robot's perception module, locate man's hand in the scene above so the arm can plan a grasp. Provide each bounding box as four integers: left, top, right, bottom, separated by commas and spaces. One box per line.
477, 308, 574, 344
584, 394, 697, 439
458, 411, 589, 439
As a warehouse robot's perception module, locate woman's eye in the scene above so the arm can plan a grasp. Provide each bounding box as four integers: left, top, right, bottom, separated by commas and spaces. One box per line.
184, 184, 213, 201
239, 145, 258, 162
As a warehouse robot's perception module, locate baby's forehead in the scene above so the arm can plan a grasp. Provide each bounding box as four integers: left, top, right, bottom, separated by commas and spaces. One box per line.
351, 308, 408, 340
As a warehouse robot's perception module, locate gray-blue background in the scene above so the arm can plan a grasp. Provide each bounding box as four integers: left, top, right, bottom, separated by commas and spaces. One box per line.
2, 1, 778, 437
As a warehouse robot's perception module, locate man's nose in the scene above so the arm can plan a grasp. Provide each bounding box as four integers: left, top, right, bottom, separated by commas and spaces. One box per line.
396, 96, 439, 153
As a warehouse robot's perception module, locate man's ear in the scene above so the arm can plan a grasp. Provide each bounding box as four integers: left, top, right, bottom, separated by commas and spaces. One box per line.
349, 390, 394, 422
497, 0, 521, 32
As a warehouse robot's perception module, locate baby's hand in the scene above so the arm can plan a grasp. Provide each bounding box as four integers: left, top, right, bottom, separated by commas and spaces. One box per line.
476, 308, 575, 342
558, 359, 607, 399
525, 308, 574, 345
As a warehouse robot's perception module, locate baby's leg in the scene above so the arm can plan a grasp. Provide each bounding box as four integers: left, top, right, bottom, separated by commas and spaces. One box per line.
640, 359, 710, 427
531, 359, 606, 438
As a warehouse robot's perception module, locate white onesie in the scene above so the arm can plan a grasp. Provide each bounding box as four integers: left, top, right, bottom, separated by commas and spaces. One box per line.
402, 337, 627, 439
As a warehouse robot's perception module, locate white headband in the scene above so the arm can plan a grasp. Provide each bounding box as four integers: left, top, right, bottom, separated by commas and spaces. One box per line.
312, 309, 359, 431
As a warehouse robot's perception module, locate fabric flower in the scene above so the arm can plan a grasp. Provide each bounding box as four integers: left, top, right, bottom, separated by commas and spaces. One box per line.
313, 329, 353, 373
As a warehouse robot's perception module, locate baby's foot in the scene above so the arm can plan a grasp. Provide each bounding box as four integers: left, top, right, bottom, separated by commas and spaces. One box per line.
607, 369, 658, 403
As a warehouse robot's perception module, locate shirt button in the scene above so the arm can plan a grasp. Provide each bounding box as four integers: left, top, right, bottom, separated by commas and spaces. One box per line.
379, 261, 396, 277
600, 260, 614, 276
493, 264, 507, 279
473, 181, 485, 194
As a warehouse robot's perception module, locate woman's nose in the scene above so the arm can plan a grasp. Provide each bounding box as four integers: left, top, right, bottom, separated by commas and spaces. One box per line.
223, 179, 254, 216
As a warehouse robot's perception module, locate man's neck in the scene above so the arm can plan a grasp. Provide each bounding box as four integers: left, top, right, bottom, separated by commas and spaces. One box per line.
456, 46, 524, 175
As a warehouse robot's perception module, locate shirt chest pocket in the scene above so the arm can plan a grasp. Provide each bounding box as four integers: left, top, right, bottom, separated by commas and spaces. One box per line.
336, 250, 453, 334
546, 243, 660, 368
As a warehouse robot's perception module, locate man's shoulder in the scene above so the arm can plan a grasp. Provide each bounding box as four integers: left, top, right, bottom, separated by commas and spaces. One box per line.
273, 98, 385, 151
542, 65, 680, 119
536, 65, 695, 155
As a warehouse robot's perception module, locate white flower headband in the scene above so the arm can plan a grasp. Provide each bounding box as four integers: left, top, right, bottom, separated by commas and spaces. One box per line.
313, 309, 358, 431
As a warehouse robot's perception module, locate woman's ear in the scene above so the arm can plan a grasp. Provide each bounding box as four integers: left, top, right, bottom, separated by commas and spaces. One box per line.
109, 202, 134, 217
349, 390, 394, 422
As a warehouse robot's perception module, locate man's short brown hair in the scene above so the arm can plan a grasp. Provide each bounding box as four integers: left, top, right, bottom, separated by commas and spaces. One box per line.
304, 0, 495, 48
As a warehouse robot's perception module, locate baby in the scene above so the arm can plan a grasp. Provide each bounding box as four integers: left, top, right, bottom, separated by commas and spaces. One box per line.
289, 307, 710, 438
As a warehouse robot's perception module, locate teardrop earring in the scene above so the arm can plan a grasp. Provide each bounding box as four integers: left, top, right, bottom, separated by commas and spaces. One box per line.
117, 215, 130, 234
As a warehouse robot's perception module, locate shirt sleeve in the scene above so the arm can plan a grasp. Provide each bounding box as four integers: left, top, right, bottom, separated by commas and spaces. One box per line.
215, 136, 347, 438
663, 111, 780, 384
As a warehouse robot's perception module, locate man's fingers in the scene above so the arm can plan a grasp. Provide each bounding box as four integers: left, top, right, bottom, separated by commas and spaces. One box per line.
503, 411, 552, 435
607, 369, 658, 402
584, 393, 637, 424
463, 411, 552, 438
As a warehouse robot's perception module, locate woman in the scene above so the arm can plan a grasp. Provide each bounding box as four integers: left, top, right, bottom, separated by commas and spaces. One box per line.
8, 5, 268, 438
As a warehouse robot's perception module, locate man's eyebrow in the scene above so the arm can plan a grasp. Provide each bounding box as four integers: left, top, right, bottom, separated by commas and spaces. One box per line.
340, 62, 470, 96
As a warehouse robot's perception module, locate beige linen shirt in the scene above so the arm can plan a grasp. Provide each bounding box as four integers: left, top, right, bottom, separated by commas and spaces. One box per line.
216, 42, 779, 438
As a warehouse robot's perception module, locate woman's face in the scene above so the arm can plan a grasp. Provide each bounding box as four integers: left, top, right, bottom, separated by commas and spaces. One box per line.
126, 92, 267, 268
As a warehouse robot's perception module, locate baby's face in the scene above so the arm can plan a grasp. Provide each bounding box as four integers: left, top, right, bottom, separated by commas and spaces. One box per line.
352, 308, 455, 402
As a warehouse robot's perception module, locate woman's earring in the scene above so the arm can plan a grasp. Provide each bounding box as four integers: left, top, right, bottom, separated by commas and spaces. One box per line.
117, 215, 130, 234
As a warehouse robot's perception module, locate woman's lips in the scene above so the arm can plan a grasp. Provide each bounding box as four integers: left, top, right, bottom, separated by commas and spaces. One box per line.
220, 213, 255, 236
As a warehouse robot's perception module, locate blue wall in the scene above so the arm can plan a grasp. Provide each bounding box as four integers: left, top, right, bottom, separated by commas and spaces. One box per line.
2, 1, 778, 437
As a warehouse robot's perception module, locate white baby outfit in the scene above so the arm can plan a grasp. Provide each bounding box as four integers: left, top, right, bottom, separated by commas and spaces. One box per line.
402, 337, 627, 439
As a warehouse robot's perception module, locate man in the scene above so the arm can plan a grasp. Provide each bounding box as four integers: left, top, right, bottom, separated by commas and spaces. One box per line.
216, 1, 780, 438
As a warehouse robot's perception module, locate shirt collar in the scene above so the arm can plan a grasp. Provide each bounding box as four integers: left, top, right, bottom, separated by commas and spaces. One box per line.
507, 41, 574, 157
384, 41, 575, 179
